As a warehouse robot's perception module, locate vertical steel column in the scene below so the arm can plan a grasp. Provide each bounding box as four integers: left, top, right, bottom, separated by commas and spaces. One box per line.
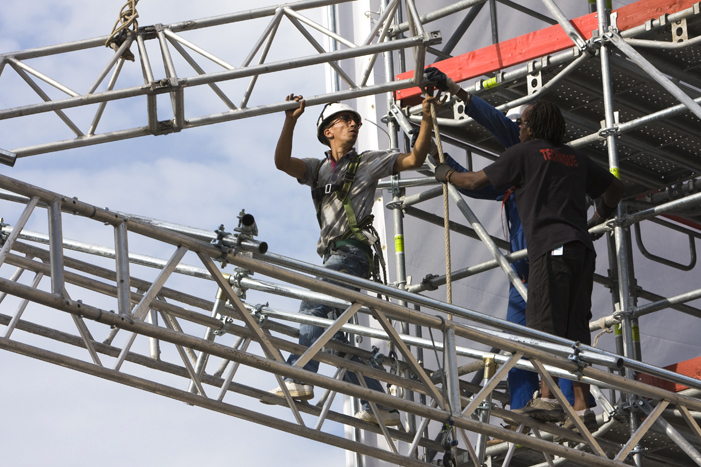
114, 221, 132, 317
326, 4, 340, 92
47, 198, 65, 296
383, 0, 417, 436
148, 309, 160, 360
443, 325, 461, 466
188, 287, 228, 394
596, 1, 641, 465
443, 325, 461, 416
488, 0, 499, 44
606, 233, 624, 404
136, 34, 158, 132
475, 354, 496, 464
156, 24, 184, 130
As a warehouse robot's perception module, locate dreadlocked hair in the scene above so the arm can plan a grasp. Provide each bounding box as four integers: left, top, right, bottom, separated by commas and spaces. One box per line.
524, 101, 566, 146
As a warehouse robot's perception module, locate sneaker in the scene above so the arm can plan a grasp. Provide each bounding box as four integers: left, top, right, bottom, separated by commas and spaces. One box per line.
512, 398, 566, 423
354, 408, 401, 426
266, 381, 314, 402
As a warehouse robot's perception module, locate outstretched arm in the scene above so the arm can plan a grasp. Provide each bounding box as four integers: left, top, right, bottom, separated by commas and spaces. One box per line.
393, 93, 444, 173
435, 165, 491, 191
274, 94, 308, 180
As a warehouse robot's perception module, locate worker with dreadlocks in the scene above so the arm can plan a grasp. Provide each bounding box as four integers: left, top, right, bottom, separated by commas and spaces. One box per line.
422, 67, 592, 415
434, 99, 624, 434
270, 90, 441, 426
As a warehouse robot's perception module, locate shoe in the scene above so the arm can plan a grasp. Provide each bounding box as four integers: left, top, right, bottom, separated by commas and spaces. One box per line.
512, 398, 566, 423
561, 410, 598, 433
354, 408, 401, 426
267, 381, 314, 401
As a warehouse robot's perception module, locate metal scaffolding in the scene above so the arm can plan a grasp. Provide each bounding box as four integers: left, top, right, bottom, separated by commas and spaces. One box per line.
1, 0, 701, 466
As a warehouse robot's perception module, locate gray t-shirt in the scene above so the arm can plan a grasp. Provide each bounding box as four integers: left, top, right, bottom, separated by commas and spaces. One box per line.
299, 149, 399, 256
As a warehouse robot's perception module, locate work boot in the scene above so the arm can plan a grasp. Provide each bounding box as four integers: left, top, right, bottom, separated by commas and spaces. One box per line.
354, 408, 401, 426
512, 397, 566, 423
262, 381, 314, 404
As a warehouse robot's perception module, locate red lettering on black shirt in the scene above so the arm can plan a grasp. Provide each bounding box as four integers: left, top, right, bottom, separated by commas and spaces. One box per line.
541, 148, 578, 167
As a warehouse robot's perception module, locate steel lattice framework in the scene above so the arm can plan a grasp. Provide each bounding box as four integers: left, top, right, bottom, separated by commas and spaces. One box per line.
1, 0, 701, 466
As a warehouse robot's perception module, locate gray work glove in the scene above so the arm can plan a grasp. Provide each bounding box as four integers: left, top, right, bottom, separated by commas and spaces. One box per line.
434, 163, 455, 184
423, 67, 461, 95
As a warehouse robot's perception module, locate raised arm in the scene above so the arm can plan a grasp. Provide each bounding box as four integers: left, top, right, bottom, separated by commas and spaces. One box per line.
274, 94, 308, 180
393, 93, 443, 173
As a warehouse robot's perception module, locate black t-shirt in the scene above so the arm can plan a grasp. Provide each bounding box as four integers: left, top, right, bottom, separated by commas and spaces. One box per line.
483, 139, 615, 261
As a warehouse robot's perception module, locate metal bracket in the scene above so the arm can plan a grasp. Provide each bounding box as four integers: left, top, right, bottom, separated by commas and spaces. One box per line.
154, 119, 180, 135
526, 61, 542, 95
673, 18, 689, 43
385, 200, 403, 210
567, 342, 588, 380
252, 303, 268, 325
599, 111, 620, 138
421, 273, 439, 291
138, 25, 158, 40
610, 12, 619, 33
214, 317, 233, 336
368, 345, 386, 371
453, 98, 468, 121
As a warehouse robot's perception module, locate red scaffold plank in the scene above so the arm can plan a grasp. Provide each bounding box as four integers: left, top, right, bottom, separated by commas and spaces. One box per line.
395, 0, 698, 105
638, 356, 701, 392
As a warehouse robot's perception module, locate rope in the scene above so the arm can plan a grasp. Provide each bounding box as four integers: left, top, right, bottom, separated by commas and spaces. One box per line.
423, 90, 453, 314
591, 316, 617, 347
105, 0, 140, 61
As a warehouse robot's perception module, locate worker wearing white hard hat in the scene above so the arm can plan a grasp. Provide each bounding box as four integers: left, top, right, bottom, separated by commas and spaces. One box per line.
270, 90, 442, 427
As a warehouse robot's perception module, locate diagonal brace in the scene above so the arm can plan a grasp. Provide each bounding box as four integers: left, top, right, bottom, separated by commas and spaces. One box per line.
531, 359, 607, 457
462, 352, 523, 418
294, 302, 362, 369
615, 399, 669, 461
371, 307, 445, 409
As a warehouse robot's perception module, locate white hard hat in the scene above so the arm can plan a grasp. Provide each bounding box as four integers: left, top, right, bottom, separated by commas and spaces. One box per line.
505, 104, 529, 122
316, 102, 362, 146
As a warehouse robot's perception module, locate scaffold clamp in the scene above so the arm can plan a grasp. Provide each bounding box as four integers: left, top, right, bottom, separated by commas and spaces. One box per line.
252, 303, 269, 325
421, 273, 440, 291
568, 342, 588, 379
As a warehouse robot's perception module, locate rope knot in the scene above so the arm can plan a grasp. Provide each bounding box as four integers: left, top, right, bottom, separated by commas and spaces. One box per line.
105, 0, 140, 61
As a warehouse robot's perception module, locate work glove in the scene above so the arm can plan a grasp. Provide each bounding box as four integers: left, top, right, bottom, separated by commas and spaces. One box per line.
434, 163, 455, 184
423, 67, 461, 95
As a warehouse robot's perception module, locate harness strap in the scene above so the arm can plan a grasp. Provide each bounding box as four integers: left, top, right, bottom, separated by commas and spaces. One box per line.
311, 153, 367, 245
311, 153, 389, 283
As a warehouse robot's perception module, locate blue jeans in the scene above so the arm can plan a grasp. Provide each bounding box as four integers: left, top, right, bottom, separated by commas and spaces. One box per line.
285, 245, 387, 411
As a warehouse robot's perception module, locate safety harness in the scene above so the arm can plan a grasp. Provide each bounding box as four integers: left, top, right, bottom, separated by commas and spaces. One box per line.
310, 152, 388, 285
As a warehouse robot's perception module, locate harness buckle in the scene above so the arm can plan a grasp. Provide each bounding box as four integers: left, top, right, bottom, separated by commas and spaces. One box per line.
324, 183, 333, 194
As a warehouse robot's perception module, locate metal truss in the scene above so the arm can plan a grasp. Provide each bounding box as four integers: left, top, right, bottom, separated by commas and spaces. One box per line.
0, 0, 438, 161
1, 173, 701, 467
